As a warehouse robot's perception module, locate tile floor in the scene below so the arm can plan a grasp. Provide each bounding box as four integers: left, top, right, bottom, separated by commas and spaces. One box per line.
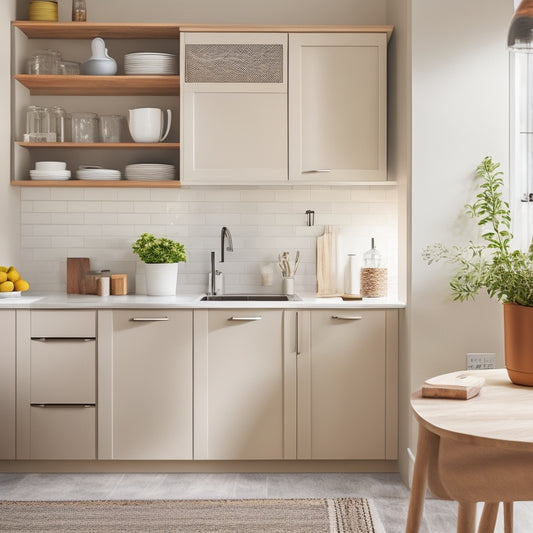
1, 472, 532, 532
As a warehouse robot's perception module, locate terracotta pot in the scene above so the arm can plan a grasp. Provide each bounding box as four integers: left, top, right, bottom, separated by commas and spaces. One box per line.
504, 302, 533, 386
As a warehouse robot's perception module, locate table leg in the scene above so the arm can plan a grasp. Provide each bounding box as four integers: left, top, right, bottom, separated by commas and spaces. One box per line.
457, 502, 476, 533
405, 425, 437, 533
477, 503, 498, 533
503, 502, 513, 533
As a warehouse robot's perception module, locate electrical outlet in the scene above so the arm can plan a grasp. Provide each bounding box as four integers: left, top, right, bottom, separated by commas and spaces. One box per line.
466, 353, 496, 370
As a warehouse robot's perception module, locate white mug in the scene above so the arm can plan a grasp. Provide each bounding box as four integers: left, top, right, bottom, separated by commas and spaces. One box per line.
128, 108, 172, 143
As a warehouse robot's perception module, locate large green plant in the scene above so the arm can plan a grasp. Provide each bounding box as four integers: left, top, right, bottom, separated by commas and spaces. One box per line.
423, 156, 533, 306
132, 233, 187, 264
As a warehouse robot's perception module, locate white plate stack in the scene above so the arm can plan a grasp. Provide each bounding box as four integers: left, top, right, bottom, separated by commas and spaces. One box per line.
76, 168, 122, 181
125, 164, 176, 181
30, 170, 71, 181
124, 52, 177, 75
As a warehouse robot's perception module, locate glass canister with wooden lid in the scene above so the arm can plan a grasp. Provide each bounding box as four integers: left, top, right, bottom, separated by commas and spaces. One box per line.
360, 238, 388, 298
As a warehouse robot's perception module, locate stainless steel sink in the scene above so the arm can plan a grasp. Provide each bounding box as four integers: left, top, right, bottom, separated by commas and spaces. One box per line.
200, 294, 301, 301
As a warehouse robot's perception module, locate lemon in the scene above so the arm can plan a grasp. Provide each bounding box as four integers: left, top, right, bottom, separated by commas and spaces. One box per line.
0, 272, 6, 283
0, 266, 7, 272
0, 281, 14, 292
7, 268, 20, 282
14, 279, 30, 292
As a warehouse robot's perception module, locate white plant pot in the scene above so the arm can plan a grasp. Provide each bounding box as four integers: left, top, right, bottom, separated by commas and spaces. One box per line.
144, 263, 178, 296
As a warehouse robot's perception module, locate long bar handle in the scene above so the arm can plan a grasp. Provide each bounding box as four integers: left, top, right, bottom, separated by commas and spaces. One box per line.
33, 337, 94, 342
296, 312, 301, 355
331, 315, 363, 321
130, 317, 169, 322
31, 404, 95, 408
302, 169, 332, 174
229, 317, 262, 321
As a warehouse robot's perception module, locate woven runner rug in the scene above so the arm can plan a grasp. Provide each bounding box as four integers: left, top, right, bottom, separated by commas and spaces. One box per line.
0, 497, 385, 533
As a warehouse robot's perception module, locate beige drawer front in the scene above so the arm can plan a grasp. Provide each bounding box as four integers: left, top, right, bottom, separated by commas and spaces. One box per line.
30, 405, 96, 460
31, 310, 96, 338
30, 339, 95, 404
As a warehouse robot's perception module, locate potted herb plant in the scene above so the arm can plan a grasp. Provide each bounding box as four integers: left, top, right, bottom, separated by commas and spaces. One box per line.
423, 156, 533, 385
132, 233, 187, 296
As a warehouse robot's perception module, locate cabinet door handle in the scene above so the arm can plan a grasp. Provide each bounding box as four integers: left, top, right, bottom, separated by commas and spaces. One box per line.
296, 312, 301, 355
33, 337, 94, 342
130, 317, 169, 322
331, 315, 363, 321
31, 404, 95, 408
302, 169, 332, 174
229, 316, 262, 321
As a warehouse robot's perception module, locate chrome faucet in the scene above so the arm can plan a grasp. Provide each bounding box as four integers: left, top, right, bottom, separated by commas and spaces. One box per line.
220, 226, 233, 263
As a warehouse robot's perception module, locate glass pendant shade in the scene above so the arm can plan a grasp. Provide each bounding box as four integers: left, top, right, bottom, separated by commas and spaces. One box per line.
509, 0, 533, 49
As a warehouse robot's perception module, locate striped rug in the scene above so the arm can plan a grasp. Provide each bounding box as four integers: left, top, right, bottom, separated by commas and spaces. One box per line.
0, 497, 385, 532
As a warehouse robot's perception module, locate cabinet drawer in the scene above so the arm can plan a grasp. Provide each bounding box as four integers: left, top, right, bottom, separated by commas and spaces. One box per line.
30, 405, 96, 460
30, 339, 95, 403
31, 310, 96, 338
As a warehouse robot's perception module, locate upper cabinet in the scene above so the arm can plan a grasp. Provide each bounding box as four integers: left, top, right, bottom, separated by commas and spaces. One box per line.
289, 33, 387, 183
11, 22, 181, 188
181, 28, 391, 186
181, 32, 288, 184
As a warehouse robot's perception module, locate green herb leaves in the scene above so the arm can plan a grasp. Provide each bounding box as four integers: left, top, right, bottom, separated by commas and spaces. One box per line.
132, 233, 187, 264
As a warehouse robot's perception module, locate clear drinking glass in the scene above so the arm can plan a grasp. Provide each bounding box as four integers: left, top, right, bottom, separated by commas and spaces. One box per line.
98, 114, 123, 143
50, 106, 66, 142
24, 105, 55, 142
70, 112, 98, 143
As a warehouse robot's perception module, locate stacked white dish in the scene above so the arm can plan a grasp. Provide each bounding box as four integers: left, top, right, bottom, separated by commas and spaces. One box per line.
124, 52, 177, 75
30, 161, 70, 181
125, 163, 175, 181
76, 168, 121, 180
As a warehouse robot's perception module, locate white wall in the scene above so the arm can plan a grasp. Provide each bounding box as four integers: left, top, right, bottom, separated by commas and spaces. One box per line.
407, 0, 513, 480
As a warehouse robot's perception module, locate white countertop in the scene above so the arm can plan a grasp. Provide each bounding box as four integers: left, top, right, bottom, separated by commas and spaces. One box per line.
0, 292, 405, 309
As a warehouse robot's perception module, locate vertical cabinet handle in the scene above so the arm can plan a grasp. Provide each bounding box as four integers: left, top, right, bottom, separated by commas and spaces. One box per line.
296, 312, 301, 355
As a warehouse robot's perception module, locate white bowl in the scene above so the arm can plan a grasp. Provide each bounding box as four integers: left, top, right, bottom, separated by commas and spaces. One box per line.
35, 161, 67, 171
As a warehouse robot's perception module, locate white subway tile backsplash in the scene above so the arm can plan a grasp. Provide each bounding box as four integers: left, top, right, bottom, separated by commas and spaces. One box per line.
19, 185, 399, 296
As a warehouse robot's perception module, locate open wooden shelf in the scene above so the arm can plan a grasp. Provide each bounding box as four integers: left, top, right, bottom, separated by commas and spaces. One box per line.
11, 180, 181, 188
15, 75, 179, 96
17, 142, 180, 150
12, 21, 181, 39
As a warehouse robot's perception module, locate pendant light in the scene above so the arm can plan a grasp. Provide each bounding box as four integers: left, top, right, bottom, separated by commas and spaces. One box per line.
508, 0, 533, 48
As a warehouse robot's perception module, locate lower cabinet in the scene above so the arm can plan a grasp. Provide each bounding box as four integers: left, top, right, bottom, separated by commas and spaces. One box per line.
290, 309, 398, 460
16, 310, 97, 460
194, 309, 286, 460
110, 310, 193, 460
0, 310, 16, 459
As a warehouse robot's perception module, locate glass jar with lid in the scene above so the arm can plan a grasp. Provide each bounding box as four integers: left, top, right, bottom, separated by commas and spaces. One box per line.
72, 0, 87, 21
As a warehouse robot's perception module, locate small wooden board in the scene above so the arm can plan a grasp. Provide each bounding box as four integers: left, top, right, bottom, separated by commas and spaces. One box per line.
422, 372, 485, 400
66, 257, 90, 294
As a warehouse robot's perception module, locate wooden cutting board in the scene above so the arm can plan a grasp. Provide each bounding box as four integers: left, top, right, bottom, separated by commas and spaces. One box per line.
66, 257, 90, 294
316, 227, 337, 296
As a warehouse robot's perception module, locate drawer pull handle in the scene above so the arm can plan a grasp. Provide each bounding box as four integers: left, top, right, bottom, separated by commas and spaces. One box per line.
34, 337, 94, 342
331, 315, 363, 321
31, 404, 95, 408
130, 317, 169, 322
229, 317, 262, 321
302, 169, 332, 173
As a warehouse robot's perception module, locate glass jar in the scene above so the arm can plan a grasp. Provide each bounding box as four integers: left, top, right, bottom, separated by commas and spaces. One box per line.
27, 49, 61, 75
72, 0, 87, 21
70, 112, 98, 143
49, 106, 66, 142
24, 105, 55, 142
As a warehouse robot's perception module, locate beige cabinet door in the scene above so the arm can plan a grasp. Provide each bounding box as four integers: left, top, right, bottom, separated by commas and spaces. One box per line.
0, 311, 16, 459
194, 309, 285, 459
289, 33, 387, 182
181, 32, 288, 184
112, 310, 193, 460
297, 309, 396, 459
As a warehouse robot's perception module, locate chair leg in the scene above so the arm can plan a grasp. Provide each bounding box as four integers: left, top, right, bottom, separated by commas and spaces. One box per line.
457, 502, 476, 533
477, 503, 498, 533
503, 502, 513, 533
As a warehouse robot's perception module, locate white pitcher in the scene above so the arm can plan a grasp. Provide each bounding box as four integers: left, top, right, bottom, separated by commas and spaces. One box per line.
128, 108, 172, 143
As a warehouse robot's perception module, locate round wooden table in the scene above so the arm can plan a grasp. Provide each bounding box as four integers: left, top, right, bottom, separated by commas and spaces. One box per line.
406, 369, 533, 533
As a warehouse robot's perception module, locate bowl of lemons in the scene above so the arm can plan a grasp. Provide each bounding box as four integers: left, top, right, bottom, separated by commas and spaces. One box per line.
0, 266, 30, 297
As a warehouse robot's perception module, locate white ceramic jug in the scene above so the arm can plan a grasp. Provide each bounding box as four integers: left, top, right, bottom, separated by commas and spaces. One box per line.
128, 108, 172, 143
